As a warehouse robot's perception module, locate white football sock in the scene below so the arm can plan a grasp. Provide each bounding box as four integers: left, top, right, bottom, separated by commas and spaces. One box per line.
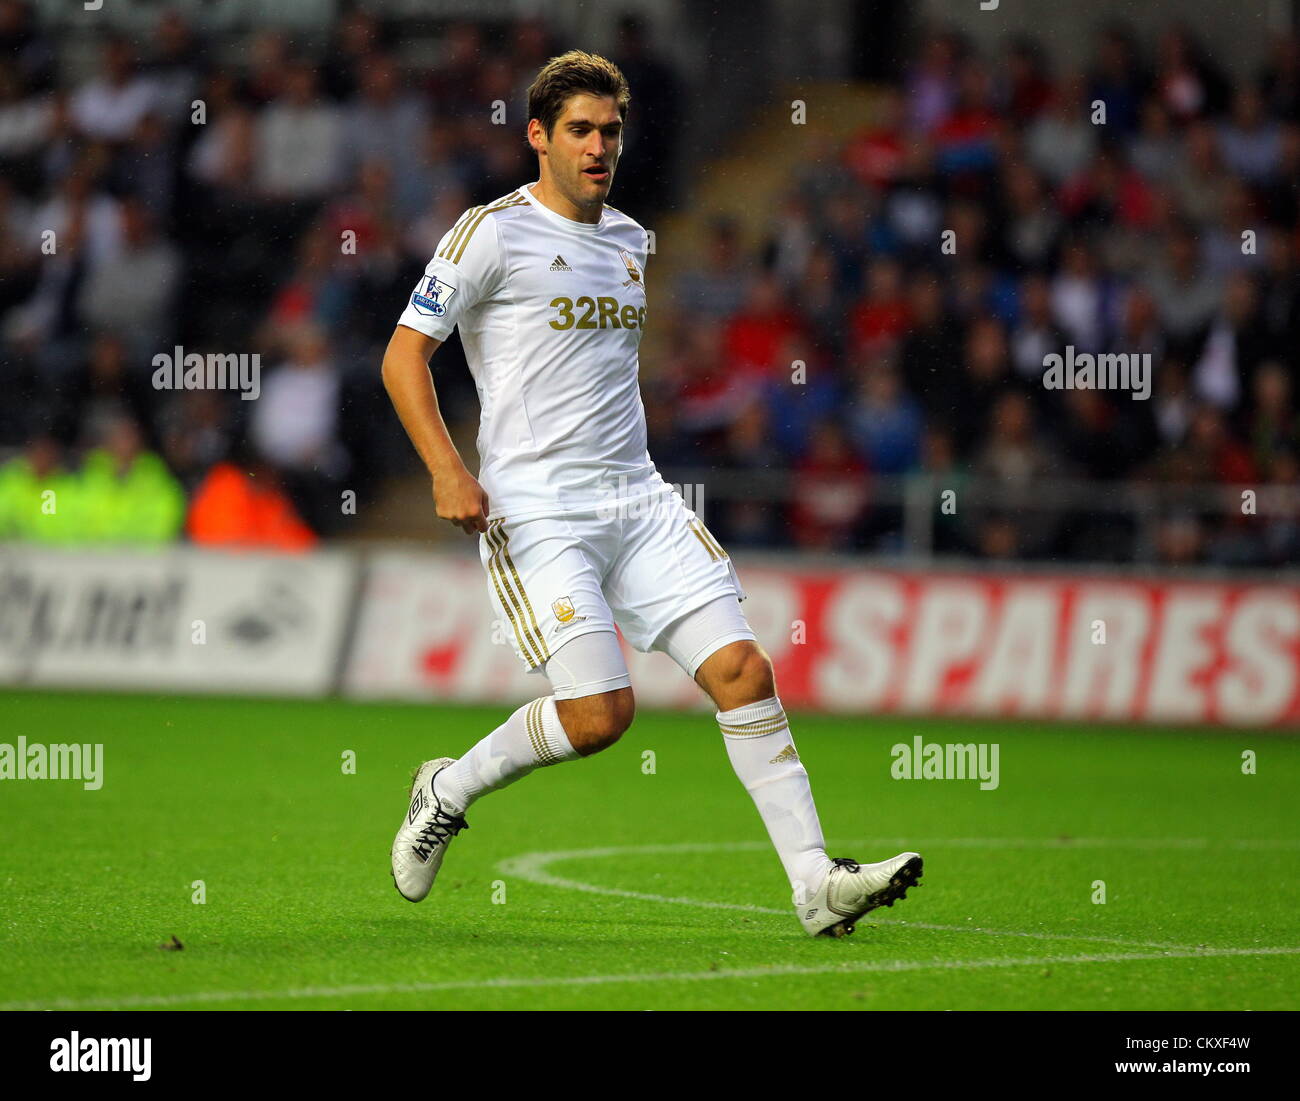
434, 696, 579, 815
718, 696, 833, 901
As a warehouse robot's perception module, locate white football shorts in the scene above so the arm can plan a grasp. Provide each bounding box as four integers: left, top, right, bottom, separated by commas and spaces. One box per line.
478, 483, 752, 695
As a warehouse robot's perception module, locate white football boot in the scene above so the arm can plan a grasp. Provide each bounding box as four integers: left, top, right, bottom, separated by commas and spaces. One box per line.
797, 853, 923, 937
391, 758, 469, 902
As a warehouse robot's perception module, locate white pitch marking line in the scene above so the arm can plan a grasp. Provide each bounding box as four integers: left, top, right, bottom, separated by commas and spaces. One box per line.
496, 839, 1294, 951
6, 946, 1300, 1011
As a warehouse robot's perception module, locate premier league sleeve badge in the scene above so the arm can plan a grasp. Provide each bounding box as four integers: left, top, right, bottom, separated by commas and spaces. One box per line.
410, 274, 457, 317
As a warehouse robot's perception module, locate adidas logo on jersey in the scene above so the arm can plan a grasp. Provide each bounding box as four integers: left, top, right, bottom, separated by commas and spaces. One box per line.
769, 744, 800, 765
549, 255, 573, 272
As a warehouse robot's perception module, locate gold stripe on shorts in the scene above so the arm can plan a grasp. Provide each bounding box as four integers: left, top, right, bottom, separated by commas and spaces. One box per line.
690, 519, 728, 562
493, 518, 549, 662
485, 520, 547, 668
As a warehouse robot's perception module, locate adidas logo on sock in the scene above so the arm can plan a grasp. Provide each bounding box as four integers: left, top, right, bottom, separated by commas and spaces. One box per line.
769, 744, 800, 765
549, 255, 572, 271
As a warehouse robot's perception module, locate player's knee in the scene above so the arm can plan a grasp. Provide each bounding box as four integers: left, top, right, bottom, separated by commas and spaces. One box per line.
556, 688, 635, 755
711, 641, 776, 702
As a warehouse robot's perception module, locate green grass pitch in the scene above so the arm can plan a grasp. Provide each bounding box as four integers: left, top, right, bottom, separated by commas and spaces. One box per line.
1, 690, 1297, 1011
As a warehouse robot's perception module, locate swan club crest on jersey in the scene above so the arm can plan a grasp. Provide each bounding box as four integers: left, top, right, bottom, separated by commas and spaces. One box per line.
410, 274, 456, 317
618, 247, 643, 291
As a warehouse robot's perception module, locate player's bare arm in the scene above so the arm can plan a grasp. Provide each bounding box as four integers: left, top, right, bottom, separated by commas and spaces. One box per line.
381, 324, 489, 535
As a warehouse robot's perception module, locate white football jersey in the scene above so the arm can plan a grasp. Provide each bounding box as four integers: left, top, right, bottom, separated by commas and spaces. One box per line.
397, 182, 660, 520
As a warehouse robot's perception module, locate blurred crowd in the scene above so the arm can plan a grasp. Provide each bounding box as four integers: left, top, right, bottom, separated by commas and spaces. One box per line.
0, 3, 679, 547
0, 2, 1297, 566
648, 24, 1300, 566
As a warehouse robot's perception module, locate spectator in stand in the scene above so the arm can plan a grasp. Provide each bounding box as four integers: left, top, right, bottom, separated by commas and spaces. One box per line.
712, 399, 784, 548
0, 65, 54, 168
187, 95, 256, 201
158, 388, 236, 489
792, 244, 848, 356
254, 61, 342, 201
669, 323, 744, 452
899, 273, 961, 419
0, 434, 81, 542
340, 54, 429, 184
77, 196, 181, 359
425, 21, 486, 121
54, 330, 156, 450
1155, 25, 1231, 123
721, 272, 804, 381
1144, 221, 1222, 349
765, 192, 817, 286
1009, 273, 1067, 387
70, 38, 159, 144
1247, 361, 1300, 476
241, 29, 289, 108
847, 356, 923, 475
611, 14, 681, 218
1058, 388, 1138, 481
1128, 97, 1180, 184
951, 317, 1014, 457
109, 111, 180, 225
1025, 73, 1097, 186
1050, 238, 1110, 353
1088, 24, 1149, 137
1001, 36, 1054, 126
849, 257, 911, 353
1147, 405, 1256, 487
1218, 84, 1285, 185
141, 9, 204, 126
821, 188, 872, 293
1000, 160, 1062, 271
905, 31, 961, 135
321, 6, 386, 101
675, 217, 753, 321
844, 87, 907, 192
761, 335, 842, 461
1170, 120, 1232, 228
78, 415, 185, 544
1259, 448, 1300, 565
1150, 357, 1196, 450
187, 449, 318, 552
1192, 271, 1267, 412
788, 418, 870, 552
1262, 31, 1300, 123
932, 57, 1001, 184
249, 323, 349, 533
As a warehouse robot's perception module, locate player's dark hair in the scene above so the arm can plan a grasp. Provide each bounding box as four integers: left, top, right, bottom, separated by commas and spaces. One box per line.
526, 50, 630, 139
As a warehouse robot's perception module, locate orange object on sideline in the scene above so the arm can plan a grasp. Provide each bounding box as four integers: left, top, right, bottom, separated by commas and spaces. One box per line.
187, 463, 318, 551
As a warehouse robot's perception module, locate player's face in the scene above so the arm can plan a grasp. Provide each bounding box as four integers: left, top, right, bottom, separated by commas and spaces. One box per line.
539, 94, 623, 208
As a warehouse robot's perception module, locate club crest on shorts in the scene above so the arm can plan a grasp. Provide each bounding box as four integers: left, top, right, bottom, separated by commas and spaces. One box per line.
411, 274, 456, 317
552, 596, 577, 623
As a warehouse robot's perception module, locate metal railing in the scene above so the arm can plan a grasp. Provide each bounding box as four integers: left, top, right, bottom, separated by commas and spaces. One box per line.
658, 467, 1300, 569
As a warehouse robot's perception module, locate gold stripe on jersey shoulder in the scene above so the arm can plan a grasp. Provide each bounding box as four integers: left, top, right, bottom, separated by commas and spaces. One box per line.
450, 192, 528, 264
485, 519, 546, 668
438, 206, 482, 260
